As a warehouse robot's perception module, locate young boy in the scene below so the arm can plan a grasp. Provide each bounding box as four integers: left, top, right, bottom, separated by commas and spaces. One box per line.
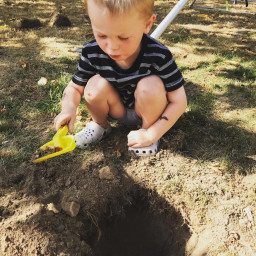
54, 0, 187, 156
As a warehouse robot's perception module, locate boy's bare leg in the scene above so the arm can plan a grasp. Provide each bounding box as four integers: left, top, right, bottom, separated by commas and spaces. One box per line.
84, 74, 125, 128
134, 75, 167, 129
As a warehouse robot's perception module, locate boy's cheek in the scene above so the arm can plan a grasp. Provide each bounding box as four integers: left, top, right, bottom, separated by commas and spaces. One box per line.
96, 42, 106, 52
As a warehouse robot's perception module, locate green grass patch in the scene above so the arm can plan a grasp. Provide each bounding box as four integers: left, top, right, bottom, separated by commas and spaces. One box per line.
36, 73, 72, 114
219, 66, 256, 81
59, 56, 77, 65
188, 90, 216, 115
0, 98, 27, 133
225, 83, 256, 107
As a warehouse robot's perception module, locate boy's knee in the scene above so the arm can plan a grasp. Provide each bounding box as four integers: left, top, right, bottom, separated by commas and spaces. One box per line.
135, 75, 166, 101
84, 75, 110, 101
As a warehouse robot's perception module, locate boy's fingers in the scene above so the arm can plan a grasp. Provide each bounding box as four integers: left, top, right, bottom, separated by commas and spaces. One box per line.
54, 114, 72, 131
54, 115, 64, 131
55, 121, 63, 131
53, 117, 58, 130
68, 116, 76, 134
68, 122, 74, 134
55, 119, 68, 131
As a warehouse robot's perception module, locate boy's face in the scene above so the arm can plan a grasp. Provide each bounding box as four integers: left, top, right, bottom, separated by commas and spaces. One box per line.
87, 0, 155, 68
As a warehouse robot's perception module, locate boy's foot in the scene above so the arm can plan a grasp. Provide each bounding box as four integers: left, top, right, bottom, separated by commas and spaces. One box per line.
75, 121, 112, 148
128, 140, 160, 156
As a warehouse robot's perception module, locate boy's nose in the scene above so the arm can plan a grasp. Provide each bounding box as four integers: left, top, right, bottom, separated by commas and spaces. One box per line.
107, 39, 119, 51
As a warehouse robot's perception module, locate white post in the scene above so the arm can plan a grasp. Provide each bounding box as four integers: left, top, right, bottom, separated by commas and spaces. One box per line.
151, 0, 190, 39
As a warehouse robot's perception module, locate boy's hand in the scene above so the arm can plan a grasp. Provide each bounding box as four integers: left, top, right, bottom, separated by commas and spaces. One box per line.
54, 111, 76, 134
127, 129, 154, 148
53, 80, 84, 134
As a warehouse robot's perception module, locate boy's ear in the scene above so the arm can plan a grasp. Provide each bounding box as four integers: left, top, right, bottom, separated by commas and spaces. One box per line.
144, 14, 156, 34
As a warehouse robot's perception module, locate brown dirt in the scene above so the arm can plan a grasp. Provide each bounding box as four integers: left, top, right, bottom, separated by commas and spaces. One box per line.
0, 0, 256, 256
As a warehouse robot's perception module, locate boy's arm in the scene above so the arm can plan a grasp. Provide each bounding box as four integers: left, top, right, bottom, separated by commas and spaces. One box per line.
54, 80, 85, 133
148, 85, 187, 141
128, 86, 187, 148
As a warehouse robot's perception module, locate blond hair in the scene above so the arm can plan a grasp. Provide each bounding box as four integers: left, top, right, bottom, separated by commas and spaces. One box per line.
85, 0, 154, 19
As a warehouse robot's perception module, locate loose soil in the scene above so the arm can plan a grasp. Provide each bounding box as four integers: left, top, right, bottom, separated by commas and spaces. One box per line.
0, 0, 256, 256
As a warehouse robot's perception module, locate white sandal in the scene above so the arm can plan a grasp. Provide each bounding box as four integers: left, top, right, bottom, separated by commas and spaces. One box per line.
75, 121, 112, 148
128, 140, 160, 156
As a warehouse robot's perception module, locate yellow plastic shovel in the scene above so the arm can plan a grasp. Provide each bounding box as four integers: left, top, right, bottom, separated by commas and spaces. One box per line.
32, 125, 76, 163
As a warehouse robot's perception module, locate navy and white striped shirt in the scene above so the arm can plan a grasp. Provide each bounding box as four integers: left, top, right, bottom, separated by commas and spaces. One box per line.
72, 34, 185, 108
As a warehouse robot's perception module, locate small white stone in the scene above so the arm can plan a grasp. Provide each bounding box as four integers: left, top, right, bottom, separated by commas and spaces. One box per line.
37, 77, 47, 86
46, 203, 59, 214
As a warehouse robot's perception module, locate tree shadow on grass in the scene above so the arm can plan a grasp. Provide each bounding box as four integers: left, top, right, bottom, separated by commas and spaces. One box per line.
220, 82, 256, 110
168, 81, 256, 174
218, 66, 256, 82
154, 1, 256, 61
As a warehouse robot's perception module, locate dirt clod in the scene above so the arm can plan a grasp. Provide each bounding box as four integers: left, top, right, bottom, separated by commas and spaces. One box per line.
49, 13, 71, 27
1, 235, 11, 253
98, 166, 116, 180
61, 197, 80, 217
31, 146, 63, 161
19, 18, 42, 29
46, 203, 60, 214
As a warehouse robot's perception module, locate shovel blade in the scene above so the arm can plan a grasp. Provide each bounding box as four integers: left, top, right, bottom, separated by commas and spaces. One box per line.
32, 126, 76, 163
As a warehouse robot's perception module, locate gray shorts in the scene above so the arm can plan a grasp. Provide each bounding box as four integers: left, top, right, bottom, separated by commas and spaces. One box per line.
108, 108, 142, 126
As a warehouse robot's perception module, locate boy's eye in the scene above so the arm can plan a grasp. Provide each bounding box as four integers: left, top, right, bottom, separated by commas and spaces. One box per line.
119, 36, 129, 41
98, 35, 106, 39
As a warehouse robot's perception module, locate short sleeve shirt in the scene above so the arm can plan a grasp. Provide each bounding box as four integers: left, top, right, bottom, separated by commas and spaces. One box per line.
72, 34, 185, 108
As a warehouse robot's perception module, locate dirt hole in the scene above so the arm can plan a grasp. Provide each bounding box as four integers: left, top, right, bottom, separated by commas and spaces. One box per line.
90, 190, 190, 256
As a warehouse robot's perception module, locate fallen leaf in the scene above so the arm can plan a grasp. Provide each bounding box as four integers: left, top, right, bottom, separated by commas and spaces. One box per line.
1, 106, 7, 113
114, 149, 122, 158
208, 163, 223, 173
27, 85, 35, 90
245, 49, 256, 56
0, 151, 11, 157
76, 107, 81, 116
246, 155, 256, 161
20, 61, 27, 69
86, 116, 93, 122
224, 60, 240, 66
197, 14, 208, 18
